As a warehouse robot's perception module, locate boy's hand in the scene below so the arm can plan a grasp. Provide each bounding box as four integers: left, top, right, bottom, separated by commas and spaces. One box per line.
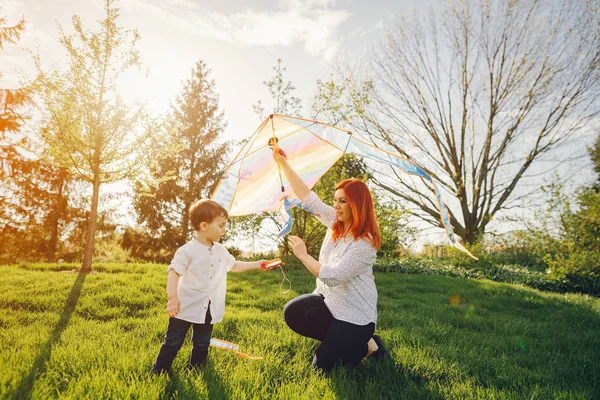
258, 259, 268, 271
166, 296, 181, 317
261, 258, 284, 271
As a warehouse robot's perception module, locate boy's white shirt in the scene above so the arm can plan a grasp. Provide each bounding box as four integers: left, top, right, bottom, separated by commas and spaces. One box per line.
168, 239, 236, 324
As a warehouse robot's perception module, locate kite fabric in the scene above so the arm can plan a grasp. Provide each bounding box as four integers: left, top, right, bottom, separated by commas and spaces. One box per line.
211, 114, 477, 260
209, 338, 263, 360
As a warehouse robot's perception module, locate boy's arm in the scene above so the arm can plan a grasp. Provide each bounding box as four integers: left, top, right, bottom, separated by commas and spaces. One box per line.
166, 269, 181, 317
230, 260, 266, 273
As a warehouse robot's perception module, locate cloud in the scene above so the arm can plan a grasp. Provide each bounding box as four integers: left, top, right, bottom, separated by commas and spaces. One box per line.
122, 0, 350, 61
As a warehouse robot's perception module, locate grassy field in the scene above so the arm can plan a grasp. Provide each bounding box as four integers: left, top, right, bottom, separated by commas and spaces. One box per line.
1, 263, 599, 399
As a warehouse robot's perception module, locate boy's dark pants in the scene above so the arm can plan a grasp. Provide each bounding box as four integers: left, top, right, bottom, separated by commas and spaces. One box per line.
152, 307, 213, 372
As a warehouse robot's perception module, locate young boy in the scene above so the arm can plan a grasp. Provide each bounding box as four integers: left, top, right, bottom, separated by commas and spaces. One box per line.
151, 199, 266, 373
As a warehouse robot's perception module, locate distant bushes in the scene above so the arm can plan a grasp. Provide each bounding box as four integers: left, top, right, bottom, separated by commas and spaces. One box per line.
374, 249, 598, 297
238, 240, 599, 296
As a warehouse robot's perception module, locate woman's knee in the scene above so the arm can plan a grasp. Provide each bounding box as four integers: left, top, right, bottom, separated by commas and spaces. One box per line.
283, 297, 303, 329
283, 294, 320, 323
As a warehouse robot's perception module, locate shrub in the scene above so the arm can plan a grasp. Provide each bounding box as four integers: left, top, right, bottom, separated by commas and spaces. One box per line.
545, 248, 600, 296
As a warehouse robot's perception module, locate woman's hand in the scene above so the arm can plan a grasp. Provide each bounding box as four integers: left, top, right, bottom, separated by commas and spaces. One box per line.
166, 296, 181, 317
272, 147, 287, 165
288, 236, 321, 277
288, 235, 308, 259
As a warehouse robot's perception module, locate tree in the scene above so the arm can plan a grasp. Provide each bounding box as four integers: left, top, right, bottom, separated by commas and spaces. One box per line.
314, 0, 600, 245
0, 156, 75, 263
562, 134, 600, 252
125, 61, 229, 260
252, 59, 302, 120
0, 14, 93, 264
591, 133, 600, 187
0, 13, 28, 135
0, 13, 29, 262
1, 13, 29, 180
541, 133, 600, 294
34, 0, 147, 271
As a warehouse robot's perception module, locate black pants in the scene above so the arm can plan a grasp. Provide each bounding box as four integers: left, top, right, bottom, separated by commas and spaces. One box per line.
283, 293, 375, 374
152, 306, 213, 372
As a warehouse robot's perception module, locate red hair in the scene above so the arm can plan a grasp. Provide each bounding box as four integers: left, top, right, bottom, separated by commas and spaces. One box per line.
331, 179, 381, 250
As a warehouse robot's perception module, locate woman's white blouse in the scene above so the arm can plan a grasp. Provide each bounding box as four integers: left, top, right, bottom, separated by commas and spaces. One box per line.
303, 191, 378, 326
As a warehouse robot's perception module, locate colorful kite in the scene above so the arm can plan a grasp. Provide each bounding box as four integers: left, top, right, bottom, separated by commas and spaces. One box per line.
212, 114, 477, 259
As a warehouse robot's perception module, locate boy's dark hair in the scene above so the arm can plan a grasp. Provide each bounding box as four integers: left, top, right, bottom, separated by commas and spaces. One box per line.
189, 199, 229, 230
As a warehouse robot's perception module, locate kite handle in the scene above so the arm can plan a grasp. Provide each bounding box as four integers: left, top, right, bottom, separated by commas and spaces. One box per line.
261, 258, 284, 271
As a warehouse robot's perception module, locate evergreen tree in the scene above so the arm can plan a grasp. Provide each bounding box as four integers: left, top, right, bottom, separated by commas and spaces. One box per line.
0, 13, 28, 135
0, 13, 29, 185
124, 61, 229, 261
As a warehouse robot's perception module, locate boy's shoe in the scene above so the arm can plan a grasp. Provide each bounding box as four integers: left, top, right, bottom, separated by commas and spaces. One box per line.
370, 334, 391, 360
185, 362, 207, 372
149, 367, 168, 375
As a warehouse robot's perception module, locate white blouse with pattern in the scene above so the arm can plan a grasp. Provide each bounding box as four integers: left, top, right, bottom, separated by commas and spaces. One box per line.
303, 191, 378, 326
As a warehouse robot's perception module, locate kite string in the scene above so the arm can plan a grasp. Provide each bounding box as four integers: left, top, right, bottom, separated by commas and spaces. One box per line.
279, 264, 291, 294
270, 116, 285, 193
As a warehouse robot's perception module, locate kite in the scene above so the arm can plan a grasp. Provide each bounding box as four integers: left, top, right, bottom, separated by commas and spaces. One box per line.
212, 114, 477, 259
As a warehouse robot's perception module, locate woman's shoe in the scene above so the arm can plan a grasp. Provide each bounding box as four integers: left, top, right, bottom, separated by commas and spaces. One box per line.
370, 334, 391, 359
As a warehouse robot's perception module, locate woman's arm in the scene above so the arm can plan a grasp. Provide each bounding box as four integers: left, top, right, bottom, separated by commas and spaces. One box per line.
288, 235, 321, 277
273, 149, 310, 201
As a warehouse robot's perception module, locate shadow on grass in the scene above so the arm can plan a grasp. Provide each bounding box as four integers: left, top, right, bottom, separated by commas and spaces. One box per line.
8, 272, 87, 399
159, 361, 229, 400
328, 357, 444, 400
376, 274, 600, 398
203, 362, 229, 400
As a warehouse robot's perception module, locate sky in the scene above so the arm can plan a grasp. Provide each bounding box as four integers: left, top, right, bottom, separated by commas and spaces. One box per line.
1, 0, 439, 144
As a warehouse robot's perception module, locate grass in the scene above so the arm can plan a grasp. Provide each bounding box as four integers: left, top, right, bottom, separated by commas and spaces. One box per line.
1, 262, 599, 399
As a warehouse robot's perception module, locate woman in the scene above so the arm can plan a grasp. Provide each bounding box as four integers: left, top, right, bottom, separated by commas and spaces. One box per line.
273, 149, 390, 374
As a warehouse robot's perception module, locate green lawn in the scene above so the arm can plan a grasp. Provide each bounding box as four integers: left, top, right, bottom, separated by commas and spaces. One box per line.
1, 263, 599, 399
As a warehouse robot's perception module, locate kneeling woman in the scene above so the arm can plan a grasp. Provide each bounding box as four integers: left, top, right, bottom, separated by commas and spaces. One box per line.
273, 149, 390, 374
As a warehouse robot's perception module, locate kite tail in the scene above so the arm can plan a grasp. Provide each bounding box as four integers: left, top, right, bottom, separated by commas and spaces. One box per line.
452, 241, 479, 260
209, 338, 263, 360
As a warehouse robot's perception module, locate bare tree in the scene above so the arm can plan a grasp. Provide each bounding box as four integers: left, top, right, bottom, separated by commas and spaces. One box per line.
314, 0, 600, 244
34, 0, 146, 271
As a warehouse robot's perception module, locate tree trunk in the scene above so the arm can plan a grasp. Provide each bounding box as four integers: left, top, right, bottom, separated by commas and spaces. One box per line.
81, 172, 101, 272
47, 169, 69, 262
181, 201, 190, 245
46, 173, 63, 262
